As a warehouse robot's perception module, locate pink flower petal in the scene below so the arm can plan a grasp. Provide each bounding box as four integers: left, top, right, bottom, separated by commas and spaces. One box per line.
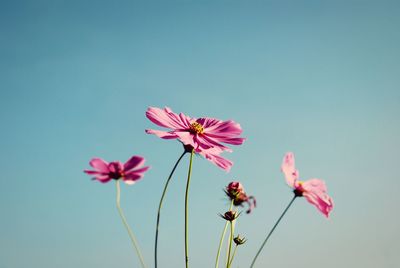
302, 179, 334, 217
123, 180, 138, 185
199, 149, 233, 172
196, 134, 233, 152
203, 119, 243, 136
193, 135, 216, 151
123, 173, 144, 184
146, 107, 189, 130
124, 156, 145, 171
89, 158, 109, 172
204, 134, 245, 145
108, 162, 124, 174
84, 170, 106, 175
93, 176, 113, 183
196, 118, 221, 129
281, 152, 299, 188
125, 166, 150, 176
174, 131, 197, 148
145, 129, 179, 139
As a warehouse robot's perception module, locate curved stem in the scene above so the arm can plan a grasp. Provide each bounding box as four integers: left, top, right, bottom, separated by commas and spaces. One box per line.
250, 195, 297, 268
215, 200, 234, 268
226, 221, 234, 268
154, 150, 187, 268
184, 149, 195, 268
116, 180, 147, 268
228, 245, 238, 267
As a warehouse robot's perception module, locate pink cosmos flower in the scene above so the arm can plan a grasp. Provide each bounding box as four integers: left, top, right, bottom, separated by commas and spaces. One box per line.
145, 107, 245, 171
281, 152, 333, 217
84, 156, 150, 185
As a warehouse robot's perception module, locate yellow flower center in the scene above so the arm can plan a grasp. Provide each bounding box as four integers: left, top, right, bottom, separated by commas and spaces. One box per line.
190, 122, 204, 134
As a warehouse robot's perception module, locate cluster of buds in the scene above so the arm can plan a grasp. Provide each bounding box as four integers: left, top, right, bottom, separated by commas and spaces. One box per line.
225, 182, 256, 214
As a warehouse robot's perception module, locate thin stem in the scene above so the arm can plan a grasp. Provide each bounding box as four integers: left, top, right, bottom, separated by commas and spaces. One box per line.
225, 209, 237, 265
215, 200, 234, 268
184, 149, 195, 268
226, 221, 234, 268
116, 180, 147, 268
228, 245, 238, 267
250, 195, 297, 268
154, 150, 187, 268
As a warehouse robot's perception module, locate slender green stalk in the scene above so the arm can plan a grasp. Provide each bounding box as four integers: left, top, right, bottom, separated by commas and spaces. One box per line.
215, 201, 234, 268
154, 150, 187, 268
225, 210, 237, 265
228, 245, 238, 267
184, 149, 195, 268
250, 196, 297, 268
116, 180, 147, 268
226, 221, 234, 268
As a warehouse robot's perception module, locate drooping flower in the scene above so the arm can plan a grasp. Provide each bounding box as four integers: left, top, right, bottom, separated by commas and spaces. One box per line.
225, 181, 256, 214
281, 152, 333, 217
145, 107, 245, 171
225, 182, 244, 199
84, 156, 150, 185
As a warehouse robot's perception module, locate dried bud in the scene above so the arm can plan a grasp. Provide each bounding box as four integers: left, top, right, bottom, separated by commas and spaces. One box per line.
220, 210, 239, 222
233, 235, 247, 246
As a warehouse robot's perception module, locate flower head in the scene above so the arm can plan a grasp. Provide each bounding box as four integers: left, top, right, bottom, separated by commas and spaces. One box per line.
84, 155, 150, 185
233, 235, 247, 246
145, 107, 245, 171
225, 181, 256, 214
281, 152, 333, 217
225, 182, 244, 199
220, 210, 239, 222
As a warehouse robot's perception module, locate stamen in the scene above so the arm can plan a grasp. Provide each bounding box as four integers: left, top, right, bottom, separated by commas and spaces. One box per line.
190, 122, 204, 134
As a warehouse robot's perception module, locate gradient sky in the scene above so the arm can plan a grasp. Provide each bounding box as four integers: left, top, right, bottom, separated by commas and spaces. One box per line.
1, 0, 399, 267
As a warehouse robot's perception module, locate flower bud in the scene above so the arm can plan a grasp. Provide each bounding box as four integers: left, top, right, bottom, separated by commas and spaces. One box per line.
220, 210, 239, 222
225, 181, 257, 214
225, 181, 245, 200
233, 235, 247, 246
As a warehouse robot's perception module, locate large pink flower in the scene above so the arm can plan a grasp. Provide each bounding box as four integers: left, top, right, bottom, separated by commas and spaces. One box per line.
145, 107, 245, 171
84, 156, 150, 185
281, 152, 333, 217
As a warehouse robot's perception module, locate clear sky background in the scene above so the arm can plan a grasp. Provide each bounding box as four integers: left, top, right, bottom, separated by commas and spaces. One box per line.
1, 0, 399, 267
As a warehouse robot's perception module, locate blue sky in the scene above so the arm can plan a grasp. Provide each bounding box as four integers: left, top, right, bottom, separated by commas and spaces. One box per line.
1, 0, 399, 267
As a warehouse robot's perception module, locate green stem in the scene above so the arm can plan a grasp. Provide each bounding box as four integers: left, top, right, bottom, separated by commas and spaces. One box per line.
226, 221, 234, 268
250, 195, 297, 268
228, 245, 238, 267
226, 209, 237, 266
184, 149, 195, 268
116, 180, 147, 268
154, 150, 187, 268
215, 200, 234, 268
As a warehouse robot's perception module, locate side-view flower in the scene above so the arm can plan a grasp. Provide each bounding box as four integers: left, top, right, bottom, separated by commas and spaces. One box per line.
84, 155, 150, 268
250, 152, 333, 267
281, 152, 333, 217
84, 156, 150, 184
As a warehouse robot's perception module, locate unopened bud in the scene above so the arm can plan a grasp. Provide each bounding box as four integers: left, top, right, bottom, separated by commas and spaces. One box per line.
233, 235, 247, 245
